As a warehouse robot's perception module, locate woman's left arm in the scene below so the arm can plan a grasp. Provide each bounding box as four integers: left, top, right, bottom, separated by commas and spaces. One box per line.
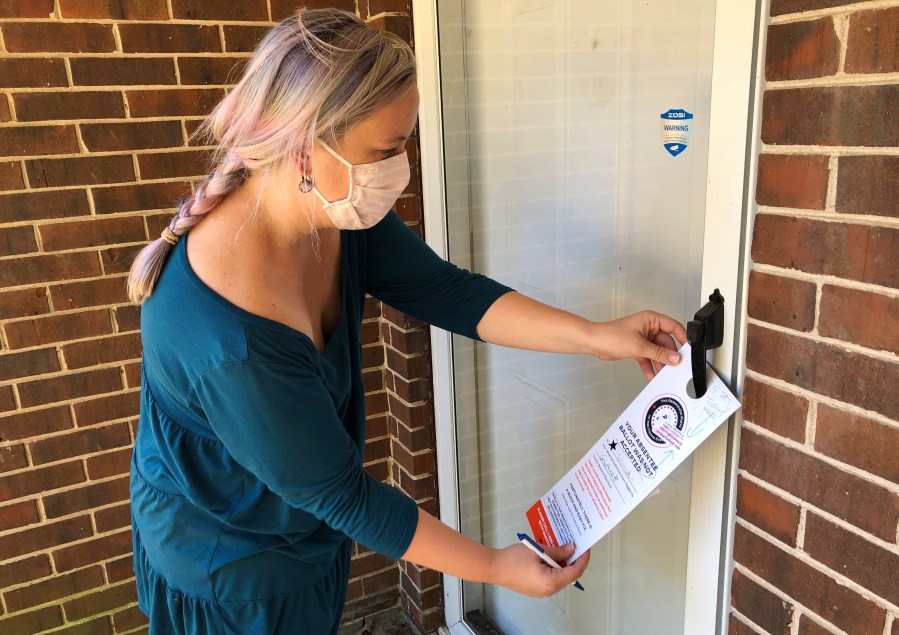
476, 292, 687, 380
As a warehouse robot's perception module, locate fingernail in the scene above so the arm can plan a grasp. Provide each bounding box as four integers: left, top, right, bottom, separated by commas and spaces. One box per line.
668, 353, 680, 364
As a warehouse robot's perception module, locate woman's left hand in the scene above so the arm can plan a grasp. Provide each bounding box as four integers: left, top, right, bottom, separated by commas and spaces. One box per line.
588, 311, 687, 380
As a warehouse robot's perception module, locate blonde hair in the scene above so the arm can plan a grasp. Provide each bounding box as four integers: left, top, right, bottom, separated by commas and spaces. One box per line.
126, 8, 416, 303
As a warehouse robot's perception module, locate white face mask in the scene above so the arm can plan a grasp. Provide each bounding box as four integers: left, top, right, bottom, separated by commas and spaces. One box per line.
311, 140, 411, 230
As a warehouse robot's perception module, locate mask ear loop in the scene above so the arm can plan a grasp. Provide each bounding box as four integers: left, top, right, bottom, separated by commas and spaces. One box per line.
311, 139, 355, 207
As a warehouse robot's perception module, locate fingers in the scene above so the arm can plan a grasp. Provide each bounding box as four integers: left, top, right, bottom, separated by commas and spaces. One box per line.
550, 548, 590, 591
541, 543, 575, 564
654, 312, 687, 347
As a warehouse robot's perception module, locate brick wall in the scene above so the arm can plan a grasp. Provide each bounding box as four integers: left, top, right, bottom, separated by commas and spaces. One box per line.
730, 2, 899, 635
0, 1, 440, 634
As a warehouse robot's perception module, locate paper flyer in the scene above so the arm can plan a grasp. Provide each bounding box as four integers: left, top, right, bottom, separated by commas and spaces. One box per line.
526, 343, 741, 563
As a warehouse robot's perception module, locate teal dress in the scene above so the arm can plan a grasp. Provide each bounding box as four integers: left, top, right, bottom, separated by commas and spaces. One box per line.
131, 211, 511, 634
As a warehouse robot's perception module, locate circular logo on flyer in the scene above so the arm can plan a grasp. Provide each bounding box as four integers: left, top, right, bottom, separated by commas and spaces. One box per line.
643, 396, 686, 447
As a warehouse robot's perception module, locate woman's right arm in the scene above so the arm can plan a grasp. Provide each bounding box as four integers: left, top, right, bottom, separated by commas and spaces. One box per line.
401, 507, 590, 598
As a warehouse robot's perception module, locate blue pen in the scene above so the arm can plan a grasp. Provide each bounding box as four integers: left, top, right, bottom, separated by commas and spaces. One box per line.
517, 532, 585, 591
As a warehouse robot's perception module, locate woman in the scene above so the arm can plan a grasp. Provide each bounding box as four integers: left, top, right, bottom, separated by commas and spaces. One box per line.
127, 8, 686, 634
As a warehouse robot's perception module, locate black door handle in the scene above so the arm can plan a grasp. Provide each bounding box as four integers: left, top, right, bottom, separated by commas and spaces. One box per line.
687, 289, 724, 398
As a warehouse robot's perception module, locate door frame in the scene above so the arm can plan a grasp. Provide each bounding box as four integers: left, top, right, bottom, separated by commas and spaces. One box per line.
411, 1, 764, 633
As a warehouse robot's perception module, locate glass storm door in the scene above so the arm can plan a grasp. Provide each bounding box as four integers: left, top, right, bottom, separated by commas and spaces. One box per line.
428, 0, 751, 633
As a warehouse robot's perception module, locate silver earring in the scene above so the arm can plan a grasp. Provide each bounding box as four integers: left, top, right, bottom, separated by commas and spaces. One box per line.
298, 175, 313, 193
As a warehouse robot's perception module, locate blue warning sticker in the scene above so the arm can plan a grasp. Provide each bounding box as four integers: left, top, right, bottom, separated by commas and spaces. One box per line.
660, 109, 693, 157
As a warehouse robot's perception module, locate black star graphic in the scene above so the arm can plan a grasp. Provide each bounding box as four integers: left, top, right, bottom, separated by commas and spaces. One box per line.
608, 440, 618, 450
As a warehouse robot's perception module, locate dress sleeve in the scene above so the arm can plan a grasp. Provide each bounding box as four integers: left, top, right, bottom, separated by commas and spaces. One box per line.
190, 359, 419, 560
365, 211, 513, 341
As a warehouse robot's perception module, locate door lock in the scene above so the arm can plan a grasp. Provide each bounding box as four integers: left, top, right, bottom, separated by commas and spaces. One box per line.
687, 289, 724, 398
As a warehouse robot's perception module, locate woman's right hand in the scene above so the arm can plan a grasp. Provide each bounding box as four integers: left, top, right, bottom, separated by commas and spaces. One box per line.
491, 542, 590, 597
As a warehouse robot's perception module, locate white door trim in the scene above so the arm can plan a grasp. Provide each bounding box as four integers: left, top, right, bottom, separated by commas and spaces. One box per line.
411, 1, 763, 632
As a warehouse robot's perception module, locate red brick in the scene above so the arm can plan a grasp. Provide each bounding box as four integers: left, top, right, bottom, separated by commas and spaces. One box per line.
0, 93, 9, 122
4, 308, 112, 349
387, 372, 431, 404
836, 155, 899, 218
17, 366, 122, 408
362, 342, 385, 368
367, 15, 412, 44
93, 181, 190, 214
389, 413, 433, 452
94, 500, 131, 531
0, 160, 24, 190
747, 271, 816, 332
0, 225, 38, 256
387, 394, 434, 430
178, 56, 249, 86
40, 217, 146, 252
26, 155, 135, 189
820, 285, 898, 354
73, 390, 140, 427
385, 346, 430, 380
0, 385, 15, 411
101, 243, 144, 274
367, 0, 411, 15
62, 332, 143, 369
138, 149, 213, 180
3, 566, 101, 612
762, 85, 899, 147
2, 22, 116, 53
115, 305, 142, 332
734, 524, 885, 635
171, 0, 268, 20
119, 24, 222, 54
349, 550, 394, 578
29, 422, 131, 465
113, 604, 149, 631
55, 616, 114, 635
845, 7, 899, 74
736, 475, 801, 546
0, 606, 64, 635
1, 405, 73, 443
739, 427, 899, 541
395, 465, 436, 501
71, 57, 178, 87
747, 324, 897, 420
222, 25, 274, 53
751, 215, 898, 289
0, 0, 54, 18
0, 515, 92, 563
381, 303, 426, 331
44, 476, 130, 519
0, 461, 84, 501
765, 18, 839, 81
384, 324, 430, 356
0, 287, 51, 320
53, 529, 132, 572
0, 347, 60, 381
0, 444, 28, 473
82, 120, 184, 152
104, 554, 136, 583
815, 404, 899, 484
0, 125, 77, 160
798, 614, 841, 635
49, 276, 129, 311
63, 581, 138, 621
128, 87, 224, 118
0, 188, 89, 223
770, 0, 866, 16
13, 91, 125, 122
87, 446, 134, 483
270, 0, 355, 20
390, 441, 437, 476
59, 0, 168, 20
0, 554, 52, 588
0, 499, 40, 532
0, 58, 68, 89
3, 252, 104, 288
756, 154, 829, 210
804, 511, 899, 606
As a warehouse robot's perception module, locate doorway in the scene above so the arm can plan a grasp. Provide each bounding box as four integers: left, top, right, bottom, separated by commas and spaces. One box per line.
413, 1, 761, 633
